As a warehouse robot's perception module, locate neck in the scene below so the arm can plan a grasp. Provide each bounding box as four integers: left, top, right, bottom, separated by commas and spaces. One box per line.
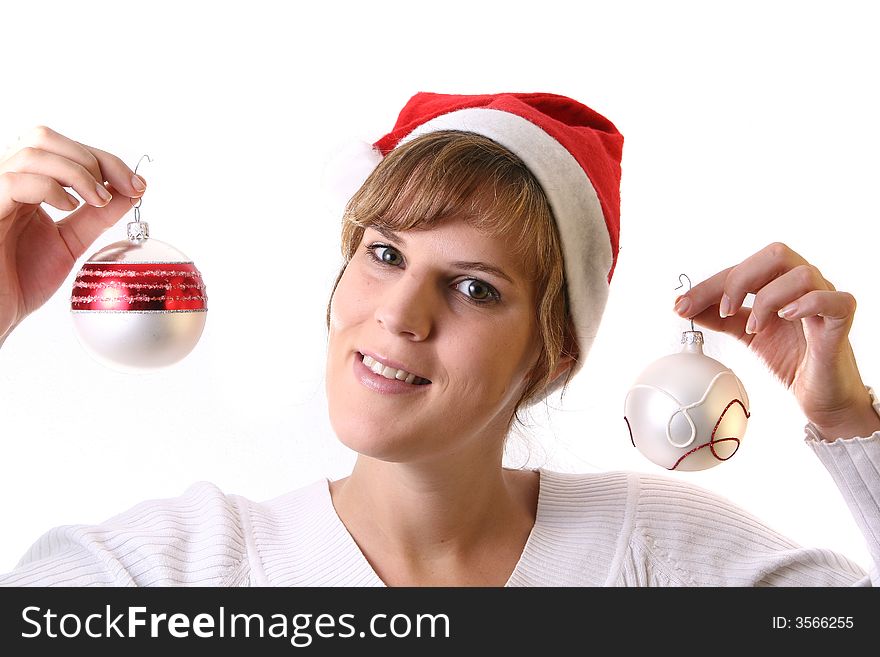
329, 453, 539, 580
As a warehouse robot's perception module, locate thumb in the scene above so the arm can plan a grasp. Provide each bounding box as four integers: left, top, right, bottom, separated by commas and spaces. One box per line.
56, 184, 138, 261
687, 304, 750, 340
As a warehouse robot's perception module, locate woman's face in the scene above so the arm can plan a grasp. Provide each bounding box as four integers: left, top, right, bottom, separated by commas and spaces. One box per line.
326, 216, 541, 463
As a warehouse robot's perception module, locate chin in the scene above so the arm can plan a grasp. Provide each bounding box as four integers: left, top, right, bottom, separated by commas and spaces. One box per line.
327, 400, 443, 463
331, 423, 422, 463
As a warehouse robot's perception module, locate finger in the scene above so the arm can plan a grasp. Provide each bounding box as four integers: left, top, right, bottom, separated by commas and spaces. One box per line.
679, 301, 750, 341
4, 125, 104, 186
742, 263, 834, 334
55, 184, 134, 260
3, 126, 146, 200
674, 242, 810, 321
673, 265, 733, 319
776, 289, 857, 325
1, 147, 114, 207
80, 144, 147, 199
0, 171, 80, 217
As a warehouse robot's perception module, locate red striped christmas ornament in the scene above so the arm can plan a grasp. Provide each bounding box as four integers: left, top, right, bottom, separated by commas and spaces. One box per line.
70, 218, 207, 371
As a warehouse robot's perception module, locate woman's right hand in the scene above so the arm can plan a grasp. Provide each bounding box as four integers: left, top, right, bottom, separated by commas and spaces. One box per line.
0, 126, 147, 345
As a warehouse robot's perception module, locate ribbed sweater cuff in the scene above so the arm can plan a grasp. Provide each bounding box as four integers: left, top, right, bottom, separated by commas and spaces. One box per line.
805, 385, 880, 581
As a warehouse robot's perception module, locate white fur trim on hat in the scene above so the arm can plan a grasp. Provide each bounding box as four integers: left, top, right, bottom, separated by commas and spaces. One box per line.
399, 108, 612, 400
321, 139, 384, 216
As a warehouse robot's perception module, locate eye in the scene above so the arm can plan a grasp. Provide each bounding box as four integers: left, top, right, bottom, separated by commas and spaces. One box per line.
455, 278, 500, 304
366, 244, 404, 267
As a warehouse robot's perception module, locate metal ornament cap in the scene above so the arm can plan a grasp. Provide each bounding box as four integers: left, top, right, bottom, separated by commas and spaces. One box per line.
127, 220, 150, 241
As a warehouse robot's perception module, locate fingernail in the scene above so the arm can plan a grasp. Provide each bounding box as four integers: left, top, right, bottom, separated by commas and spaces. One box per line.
719, 294, 732, 318
674, 295, 691, 316
778, 303, 798, 319
745, 313, 757, 334
95, 183, 112, 204
65, 192, 79, 209
131, 174, 146, 192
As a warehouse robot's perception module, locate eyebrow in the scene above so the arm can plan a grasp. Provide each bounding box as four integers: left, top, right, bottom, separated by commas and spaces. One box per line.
370, 226, 516, 285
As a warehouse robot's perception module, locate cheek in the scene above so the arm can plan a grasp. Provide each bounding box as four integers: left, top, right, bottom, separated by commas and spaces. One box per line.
329, 265, 372, 333
443, 323, 537, 403
327, 268, 369, 381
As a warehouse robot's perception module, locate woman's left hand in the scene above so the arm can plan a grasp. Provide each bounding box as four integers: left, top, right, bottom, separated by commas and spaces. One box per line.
673, 242, 879, 441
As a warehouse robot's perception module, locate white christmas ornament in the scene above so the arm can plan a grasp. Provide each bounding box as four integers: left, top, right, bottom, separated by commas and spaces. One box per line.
624, 329, 750, 471
69, 168, 208, 372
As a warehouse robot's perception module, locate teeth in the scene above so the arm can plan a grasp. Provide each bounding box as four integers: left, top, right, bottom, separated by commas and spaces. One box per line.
362, 354, 426, 385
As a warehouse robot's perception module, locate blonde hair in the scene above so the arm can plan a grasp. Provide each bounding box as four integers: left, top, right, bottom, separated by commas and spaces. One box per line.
326, 130, 578, 424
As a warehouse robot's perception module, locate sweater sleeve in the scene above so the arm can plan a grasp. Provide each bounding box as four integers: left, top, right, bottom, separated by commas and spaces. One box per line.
0, 482, 249, 587
616, 385, 880, 587
619, 473, 870, 586
803, 384, 880, 585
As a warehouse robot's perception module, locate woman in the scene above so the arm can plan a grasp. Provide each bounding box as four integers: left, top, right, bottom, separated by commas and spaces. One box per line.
1, 92, 878, 586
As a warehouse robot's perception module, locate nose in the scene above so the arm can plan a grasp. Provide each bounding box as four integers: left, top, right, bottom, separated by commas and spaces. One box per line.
374, 270, 434, 341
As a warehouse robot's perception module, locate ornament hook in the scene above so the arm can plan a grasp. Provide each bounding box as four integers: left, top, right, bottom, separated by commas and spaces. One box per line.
675, 273, 695, 332
127, 154, 153, 243
131, 154, 153, 220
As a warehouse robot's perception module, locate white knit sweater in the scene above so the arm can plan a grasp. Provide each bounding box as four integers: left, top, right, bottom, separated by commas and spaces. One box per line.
3, 390, 879, 587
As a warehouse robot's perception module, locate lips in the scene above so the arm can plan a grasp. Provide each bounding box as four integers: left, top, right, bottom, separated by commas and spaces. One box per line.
358, 351, 431, 385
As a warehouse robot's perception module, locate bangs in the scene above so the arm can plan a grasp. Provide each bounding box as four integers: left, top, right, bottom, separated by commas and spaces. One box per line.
342, 131, 555, 275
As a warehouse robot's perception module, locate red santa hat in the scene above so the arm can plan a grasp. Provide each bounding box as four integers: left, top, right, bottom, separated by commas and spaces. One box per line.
326, 91, 624, 400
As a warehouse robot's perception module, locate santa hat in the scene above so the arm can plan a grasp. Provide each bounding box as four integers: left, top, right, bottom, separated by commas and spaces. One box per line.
326, 91, 623, 400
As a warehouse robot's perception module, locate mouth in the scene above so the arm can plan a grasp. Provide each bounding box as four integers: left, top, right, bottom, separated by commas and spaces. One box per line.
358, 352, 432, 386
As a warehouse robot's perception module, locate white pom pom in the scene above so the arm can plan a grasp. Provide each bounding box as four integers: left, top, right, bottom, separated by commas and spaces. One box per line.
321, 139, 384, 216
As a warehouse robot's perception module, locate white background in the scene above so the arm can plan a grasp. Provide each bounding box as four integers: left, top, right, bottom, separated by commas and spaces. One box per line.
0, 1, 877, 575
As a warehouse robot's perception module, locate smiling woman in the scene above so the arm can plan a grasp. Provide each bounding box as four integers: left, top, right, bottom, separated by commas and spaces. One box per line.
0, 92, 878, 588
327, 220, 545, 459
